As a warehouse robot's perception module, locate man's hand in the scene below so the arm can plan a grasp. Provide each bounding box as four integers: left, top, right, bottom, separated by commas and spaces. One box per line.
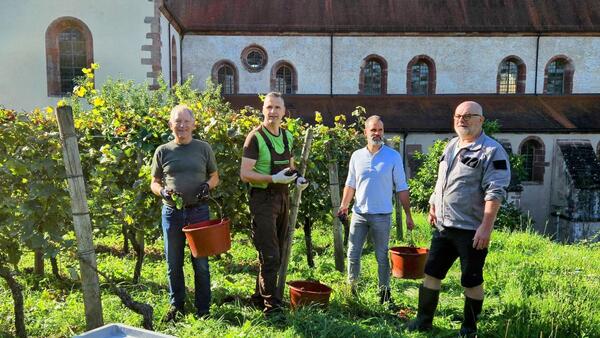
406, 215, 415, 230
196, 182, 210, 202
272, 167, 297, 184
473, 225, 492, 250
336, 206, 349, 224
473, 199, 501, 250
428, 204, 437, 227
296, 176, 309, 191
160, 187, 174, 201
337, 204, 349, 217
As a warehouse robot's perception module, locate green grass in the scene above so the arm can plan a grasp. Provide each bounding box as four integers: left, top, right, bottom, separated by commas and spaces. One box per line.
1, 214, 599, 337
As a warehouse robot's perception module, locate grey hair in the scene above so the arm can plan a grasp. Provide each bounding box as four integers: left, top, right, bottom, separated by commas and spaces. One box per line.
264, 91, 284, 103
265, 91, 283, 99
365, 115, 384, 128
169, 104, 195, 122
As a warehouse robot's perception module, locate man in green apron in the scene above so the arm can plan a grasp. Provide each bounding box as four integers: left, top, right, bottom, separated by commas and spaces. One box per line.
240, 92, 308, 314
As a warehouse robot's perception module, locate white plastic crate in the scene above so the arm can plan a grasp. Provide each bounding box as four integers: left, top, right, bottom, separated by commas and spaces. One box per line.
74, 323, 175, 338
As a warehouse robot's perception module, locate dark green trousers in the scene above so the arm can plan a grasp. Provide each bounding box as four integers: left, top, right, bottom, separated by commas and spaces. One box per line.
250, 188, 289, 310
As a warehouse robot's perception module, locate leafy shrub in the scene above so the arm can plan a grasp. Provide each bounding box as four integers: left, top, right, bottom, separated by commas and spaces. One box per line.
408, 139, 447, 212
495, 201, 534, 231
0, 107, 72, 270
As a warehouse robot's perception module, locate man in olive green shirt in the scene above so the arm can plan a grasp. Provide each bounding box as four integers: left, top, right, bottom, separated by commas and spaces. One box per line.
151, 105, 219, 321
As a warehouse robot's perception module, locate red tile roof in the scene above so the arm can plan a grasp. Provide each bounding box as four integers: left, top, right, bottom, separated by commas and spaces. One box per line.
162, 0, 600, 34
223, 94, 600, 133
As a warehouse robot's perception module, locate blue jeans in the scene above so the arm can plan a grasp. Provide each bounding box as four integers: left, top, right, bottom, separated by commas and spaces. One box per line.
347, 212, 392, 290
161, 204, 211, 313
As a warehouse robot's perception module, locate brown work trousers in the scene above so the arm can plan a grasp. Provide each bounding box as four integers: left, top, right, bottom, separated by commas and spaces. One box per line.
249, 188, 289, 311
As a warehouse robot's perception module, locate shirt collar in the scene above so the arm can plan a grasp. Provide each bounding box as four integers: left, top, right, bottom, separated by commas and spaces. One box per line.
468, 132, 486, 151
457, 132, 486, 152
364, 144, 386, 156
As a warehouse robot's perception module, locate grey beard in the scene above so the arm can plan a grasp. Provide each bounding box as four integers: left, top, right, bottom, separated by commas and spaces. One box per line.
369, 138, 384, 146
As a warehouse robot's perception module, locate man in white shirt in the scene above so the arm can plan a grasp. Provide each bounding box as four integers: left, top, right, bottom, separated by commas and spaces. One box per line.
338, 115, 415, 304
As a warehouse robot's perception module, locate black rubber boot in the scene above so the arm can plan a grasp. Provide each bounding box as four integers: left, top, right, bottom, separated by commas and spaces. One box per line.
163, 306, 185, 323
379, 287, 392, 304
407, 285, 440, 332
459, 296, 483, 337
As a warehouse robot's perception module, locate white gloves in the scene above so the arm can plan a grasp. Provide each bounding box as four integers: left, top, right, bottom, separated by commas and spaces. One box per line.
296, 177, 309, 191
271, 167, 297, 184
271, 168, 309, 191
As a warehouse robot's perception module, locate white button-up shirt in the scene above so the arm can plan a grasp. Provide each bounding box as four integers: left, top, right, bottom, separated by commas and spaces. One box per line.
346, 145, 409, 214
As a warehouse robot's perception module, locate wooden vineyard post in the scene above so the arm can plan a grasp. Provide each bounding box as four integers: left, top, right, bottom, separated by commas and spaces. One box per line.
395, 193, 404, 241
327, 149, 345, 272
55, 106, 104, 329
277, 128, 313, 300
394, 138, 404, 241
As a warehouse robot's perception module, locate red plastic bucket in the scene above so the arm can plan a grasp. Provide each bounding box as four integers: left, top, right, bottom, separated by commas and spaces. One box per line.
182, 218, 231, 257
389, 246, 429, 279
288, 280, 332, 309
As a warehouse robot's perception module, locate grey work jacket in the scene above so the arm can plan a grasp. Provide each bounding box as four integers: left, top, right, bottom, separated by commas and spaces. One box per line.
429, 132, 511, 231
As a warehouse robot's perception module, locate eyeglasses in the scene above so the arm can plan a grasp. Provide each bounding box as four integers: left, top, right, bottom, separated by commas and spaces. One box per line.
453, 114, 481, 121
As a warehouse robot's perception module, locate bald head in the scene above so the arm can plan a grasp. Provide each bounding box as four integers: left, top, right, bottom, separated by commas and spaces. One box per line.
455, 101, 483, 117
453, 101, 484, 142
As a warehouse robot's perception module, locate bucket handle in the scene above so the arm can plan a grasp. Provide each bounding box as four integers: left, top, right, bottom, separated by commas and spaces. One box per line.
206, 195, 224, 220
408, 229, 416, 248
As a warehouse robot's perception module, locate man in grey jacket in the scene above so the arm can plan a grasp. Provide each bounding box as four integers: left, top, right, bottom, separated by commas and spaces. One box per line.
408, 101, 510, 337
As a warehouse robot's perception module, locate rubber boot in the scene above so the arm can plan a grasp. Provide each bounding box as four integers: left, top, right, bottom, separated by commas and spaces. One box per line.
163, 305, 185, 323
379, 286, 392, 304
459, 296, 483, 337
407, 285, 439, 332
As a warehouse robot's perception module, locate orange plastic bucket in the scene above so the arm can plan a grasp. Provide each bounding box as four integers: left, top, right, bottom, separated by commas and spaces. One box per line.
288, 280, 332, 309
389, 246, 429, 279
182, 218, 231, 257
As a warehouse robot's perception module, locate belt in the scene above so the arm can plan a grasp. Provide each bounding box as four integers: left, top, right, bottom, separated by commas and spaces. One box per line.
250, 185, 289, 195
184, 203, 203, 209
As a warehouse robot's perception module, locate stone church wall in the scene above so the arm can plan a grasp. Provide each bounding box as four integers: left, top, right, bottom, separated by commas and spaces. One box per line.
183, 35, 600, 95
0, 0, 154, 111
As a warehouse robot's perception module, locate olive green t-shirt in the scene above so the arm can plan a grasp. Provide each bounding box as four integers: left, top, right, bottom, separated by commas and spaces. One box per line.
151, 139, 218, 206
242, 126, 293, 189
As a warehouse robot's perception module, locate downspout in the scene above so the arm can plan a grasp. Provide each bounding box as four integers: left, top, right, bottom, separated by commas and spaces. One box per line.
401, 131, 407, 175
168, 24, 171, 87
179, 32, 183, 85
534, 32, 541, 95
548, 136, 559, 240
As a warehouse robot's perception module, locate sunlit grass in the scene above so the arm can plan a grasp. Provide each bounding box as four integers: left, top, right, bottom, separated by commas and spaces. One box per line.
1, 213, 599, 337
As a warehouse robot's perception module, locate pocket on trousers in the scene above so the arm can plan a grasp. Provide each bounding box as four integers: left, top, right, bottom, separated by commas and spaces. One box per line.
162, 205, 175, 216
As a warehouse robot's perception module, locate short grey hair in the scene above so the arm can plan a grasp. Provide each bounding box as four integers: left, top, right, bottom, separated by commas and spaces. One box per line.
169, 104, 195, 122
264, 92, 285, 106
265, 91, 283, 100
365, 115, 384, 128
